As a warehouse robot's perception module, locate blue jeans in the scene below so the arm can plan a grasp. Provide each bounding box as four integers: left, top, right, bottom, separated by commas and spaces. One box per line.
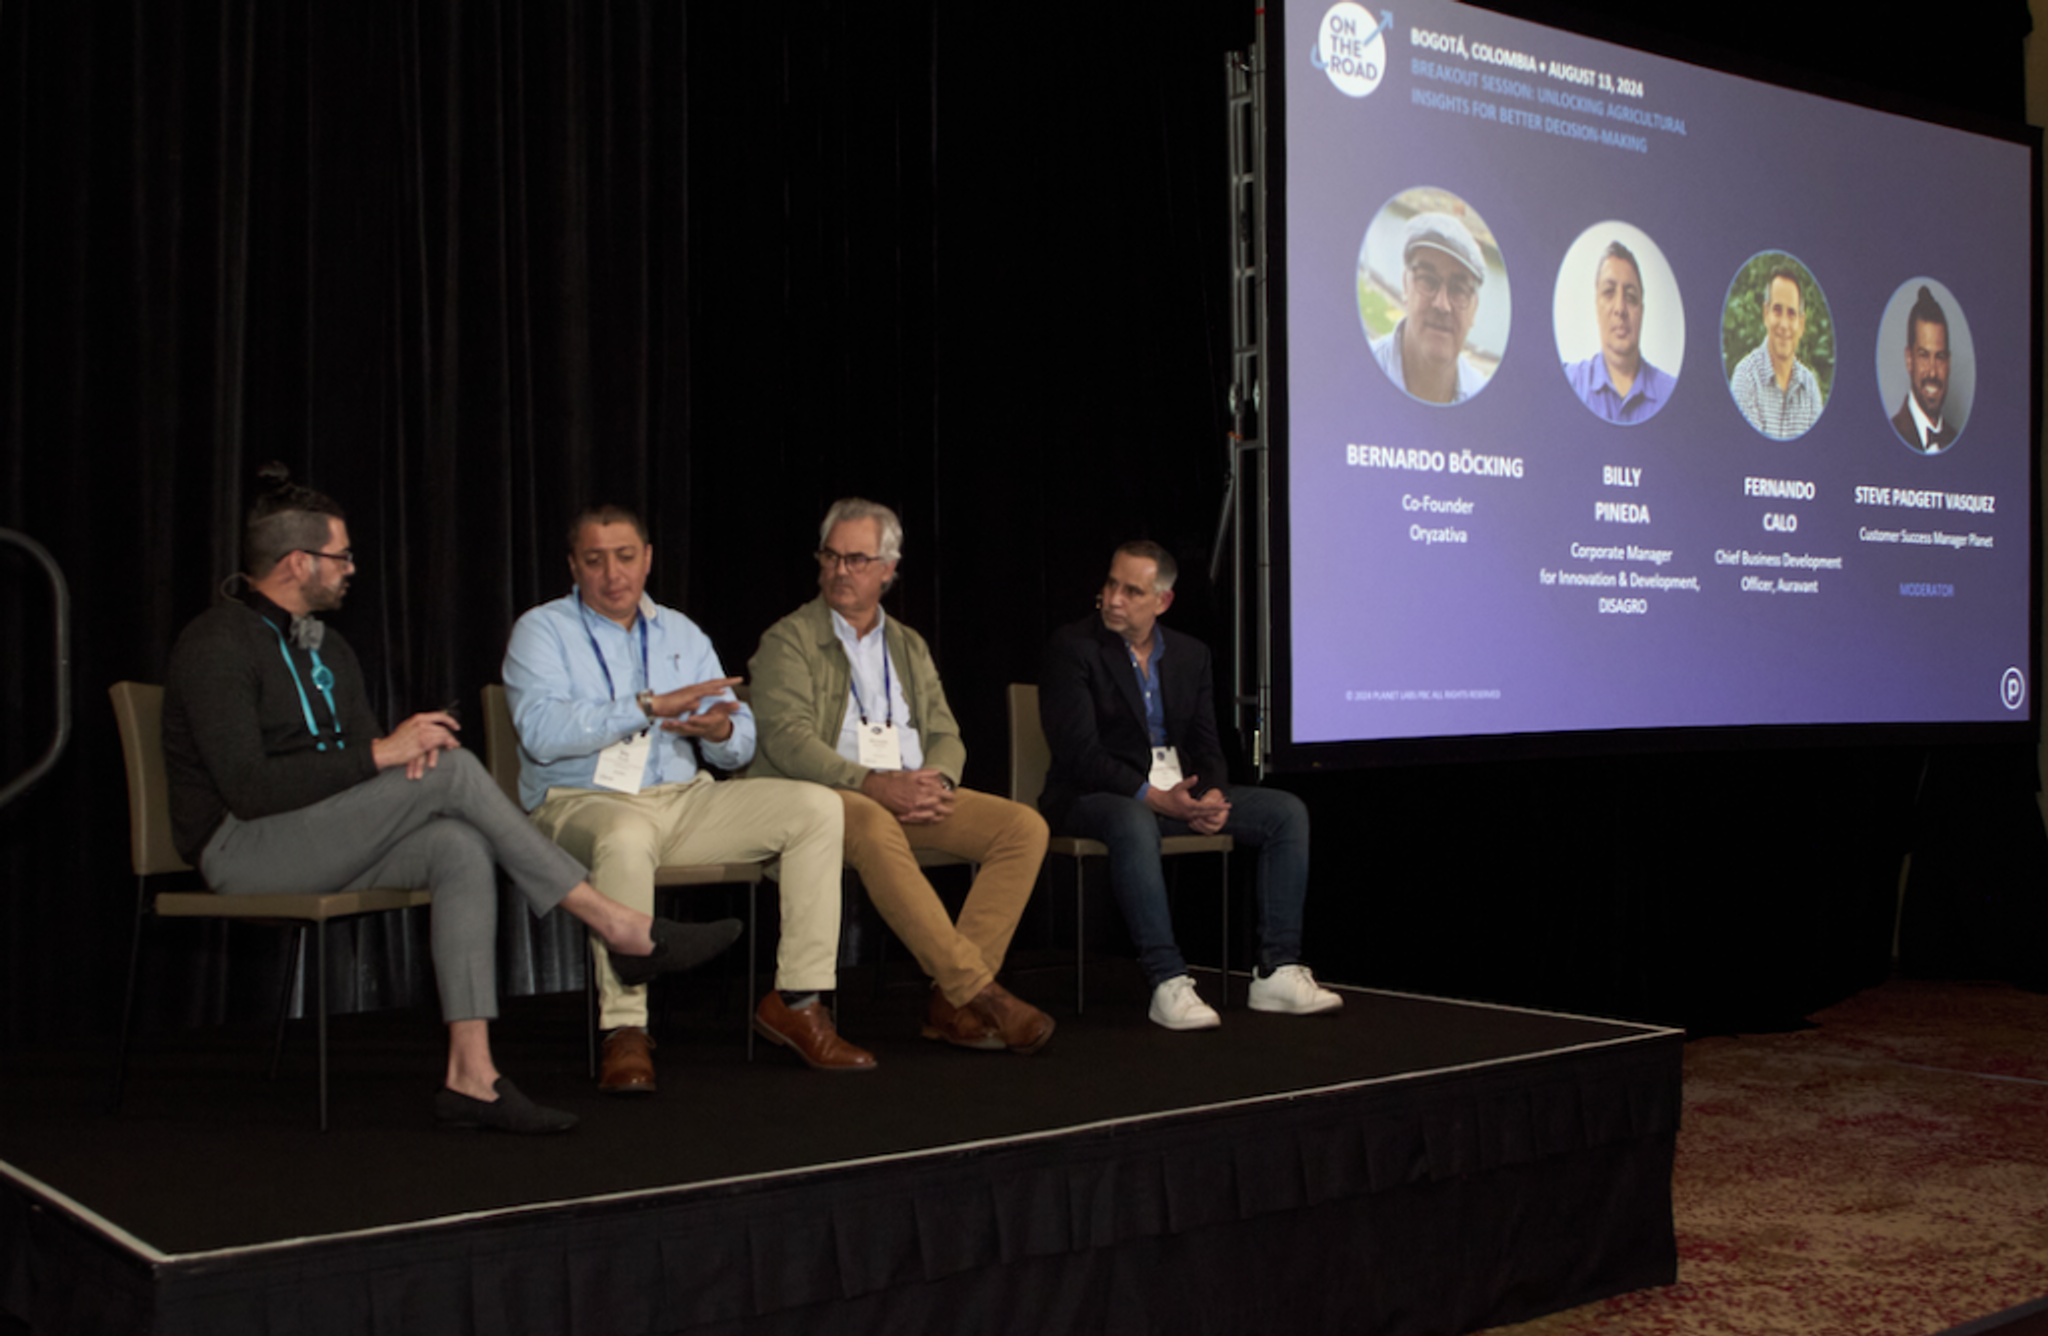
1060, 785, 1309, 987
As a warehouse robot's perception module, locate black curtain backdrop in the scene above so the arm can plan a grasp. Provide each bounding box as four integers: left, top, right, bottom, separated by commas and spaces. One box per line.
0, 1, 2040, 1052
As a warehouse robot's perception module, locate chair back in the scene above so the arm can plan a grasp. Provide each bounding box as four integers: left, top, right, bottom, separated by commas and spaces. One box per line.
480, 684, 525, 807
1006, 683, 1051, 809
109, 682, 194, 878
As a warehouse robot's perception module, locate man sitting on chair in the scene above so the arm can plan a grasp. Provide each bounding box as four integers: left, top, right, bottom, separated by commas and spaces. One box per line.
746, 497, 1054, 1054
1036, 541, 1339, 1031
503, 504, 872, 1089
162, 467, 735, 1133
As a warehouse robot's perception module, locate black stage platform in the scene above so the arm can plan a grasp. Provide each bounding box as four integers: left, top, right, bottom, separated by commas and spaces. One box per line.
1, 967, 1680, 1336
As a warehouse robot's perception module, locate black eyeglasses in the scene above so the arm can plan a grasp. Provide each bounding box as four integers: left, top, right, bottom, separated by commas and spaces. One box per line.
296, 548, 356, 567
816, 548, 883, 572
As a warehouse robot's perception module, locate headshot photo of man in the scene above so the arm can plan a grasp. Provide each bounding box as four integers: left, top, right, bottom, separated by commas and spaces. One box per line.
1884, 282, 1969, 454
1723, 255, 1832, 441
1554, 227, 1683, 426
1359, 189, 1509, 406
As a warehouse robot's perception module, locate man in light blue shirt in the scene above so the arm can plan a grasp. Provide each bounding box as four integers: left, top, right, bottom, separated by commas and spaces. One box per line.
1368, 211, 1491, 405
1562, 240, 1674, 425
504, 505, 876, 1090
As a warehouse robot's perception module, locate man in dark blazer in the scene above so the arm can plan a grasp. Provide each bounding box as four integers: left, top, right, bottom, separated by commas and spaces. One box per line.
1037, 541, 1340, 1030
1890, 285, 1961, 454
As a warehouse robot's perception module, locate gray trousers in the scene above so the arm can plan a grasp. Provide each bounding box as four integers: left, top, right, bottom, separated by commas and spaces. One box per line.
199, 749, 585, 1022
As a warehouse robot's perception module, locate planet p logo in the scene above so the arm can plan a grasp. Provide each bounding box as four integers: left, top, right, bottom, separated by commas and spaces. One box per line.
1313, 4, 1391, 99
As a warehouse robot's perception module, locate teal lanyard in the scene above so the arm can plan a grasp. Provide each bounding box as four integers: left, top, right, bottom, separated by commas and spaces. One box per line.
264, 619, 346, 751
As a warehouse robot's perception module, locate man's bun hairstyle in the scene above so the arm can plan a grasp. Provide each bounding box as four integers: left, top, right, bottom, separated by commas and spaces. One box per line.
244, 462, 345, 578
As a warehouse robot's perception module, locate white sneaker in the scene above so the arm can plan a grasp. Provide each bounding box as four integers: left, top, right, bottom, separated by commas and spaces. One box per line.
1148, 975, 1222, 1031
1248, 964, 1343, 1015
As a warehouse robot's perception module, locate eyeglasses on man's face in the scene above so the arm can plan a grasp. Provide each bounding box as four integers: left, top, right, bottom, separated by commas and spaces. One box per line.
296, 548, 356, 568
816, 548, 883, 573
1406, 263, 1478, 310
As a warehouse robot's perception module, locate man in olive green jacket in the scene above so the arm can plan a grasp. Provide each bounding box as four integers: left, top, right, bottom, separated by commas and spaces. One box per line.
748, 498, 1054, 1054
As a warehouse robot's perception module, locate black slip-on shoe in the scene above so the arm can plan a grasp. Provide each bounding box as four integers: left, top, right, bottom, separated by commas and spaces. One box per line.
609, 917, 744, 988
434, 1077, 578, 1134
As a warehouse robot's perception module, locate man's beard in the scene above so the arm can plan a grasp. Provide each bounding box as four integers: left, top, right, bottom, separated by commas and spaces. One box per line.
303, 574, 347, 612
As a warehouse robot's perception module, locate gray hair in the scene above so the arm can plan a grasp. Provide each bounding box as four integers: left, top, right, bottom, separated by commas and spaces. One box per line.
1764, 266, 1805, 314
819, 497, 904, 565
1114, 540, 1178, 593
1597, 240, 1641, 291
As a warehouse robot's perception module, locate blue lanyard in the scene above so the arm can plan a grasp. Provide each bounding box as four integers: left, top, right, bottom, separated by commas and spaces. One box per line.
1128, 638, 1166, 748
263, 619, 345, 751
847, 636, 894, 727
583, 611, 650, 704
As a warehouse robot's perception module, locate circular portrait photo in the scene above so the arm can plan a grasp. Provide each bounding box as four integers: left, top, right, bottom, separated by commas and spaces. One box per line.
1551, 223, 1685, 426
1721, 253, 1833, 441
1358, 187, 1511, 406
1876, 279, 1974, 455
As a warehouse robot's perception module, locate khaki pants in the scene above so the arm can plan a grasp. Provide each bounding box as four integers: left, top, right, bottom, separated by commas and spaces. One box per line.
839, 787, 1047, 1006
532, 776, 844, 1030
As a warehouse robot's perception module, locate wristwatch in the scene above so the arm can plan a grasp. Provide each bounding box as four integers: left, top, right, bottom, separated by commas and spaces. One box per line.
636, 689, 656, 719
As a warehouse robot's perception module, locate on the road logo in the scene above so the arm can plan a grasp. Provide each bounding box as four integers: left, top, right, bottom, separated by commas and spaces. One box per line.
1313, 4, 1391, 99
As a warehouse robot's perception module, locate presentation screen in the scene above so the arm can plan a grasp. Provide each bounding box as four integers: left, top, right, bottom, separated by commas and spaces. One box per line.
1268, 0, 2039, 768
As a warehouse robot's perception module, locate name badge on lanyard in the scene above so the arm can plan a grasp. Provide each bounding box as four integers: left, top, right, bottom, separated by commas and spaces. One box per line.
858, 721, 902, 770
585, 611, 653, 793
593, 729, 653, 794
1148, 745, 1184, 790
850, 634, 902, 770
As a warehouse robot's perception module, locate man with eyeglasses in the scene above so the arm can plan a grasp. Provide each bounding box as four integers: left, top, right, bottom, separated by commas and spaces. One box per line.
504, 505, 874, 1087
163, 471, 740, 1132
746, 498, 1055, 1055
1370, 211, 1489, 405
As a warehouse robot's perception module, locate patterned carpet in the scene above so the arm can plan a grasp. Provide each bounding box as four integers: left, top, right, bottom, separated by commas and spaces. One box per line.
1478, 980, 2048, 1336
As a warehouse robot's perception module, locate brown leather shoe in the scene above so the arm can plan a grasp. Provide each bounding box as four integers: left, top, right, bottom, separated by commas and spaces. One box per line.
922, 989, 1005, 1051
599, 1026, 656, 1094
967, 981, 1055, 1054
753, 993, 877, 1071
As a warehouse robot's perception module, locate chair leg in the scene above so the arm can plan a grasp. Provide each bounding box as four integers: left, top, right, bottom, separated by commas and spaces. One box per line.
1040, 859, 1056, 959
1217, 851, 1230, 1008
1074, 856, 1088, 1016
315, 919, 330, 1133
585, 927, 598, 1080
270, 924, 306, 1081
109, 879, 149, 1114
847, 872, 880, 1008
745, 882, 758, 1062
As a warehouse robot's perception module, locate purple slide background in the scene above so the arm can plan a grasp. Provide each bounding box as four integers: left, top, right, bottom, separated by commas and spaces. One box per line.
1281, 0, 2034, 745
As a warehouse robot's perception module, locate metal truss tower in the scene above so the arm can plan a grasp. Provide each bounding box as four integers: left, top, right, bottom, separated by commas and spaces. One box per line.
1223, 36, 1270, 776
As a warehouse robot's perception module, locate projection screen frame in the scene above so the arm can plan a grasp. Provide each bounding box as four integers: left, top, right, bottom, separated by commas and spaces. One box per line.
1250, 0, 2044, 776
